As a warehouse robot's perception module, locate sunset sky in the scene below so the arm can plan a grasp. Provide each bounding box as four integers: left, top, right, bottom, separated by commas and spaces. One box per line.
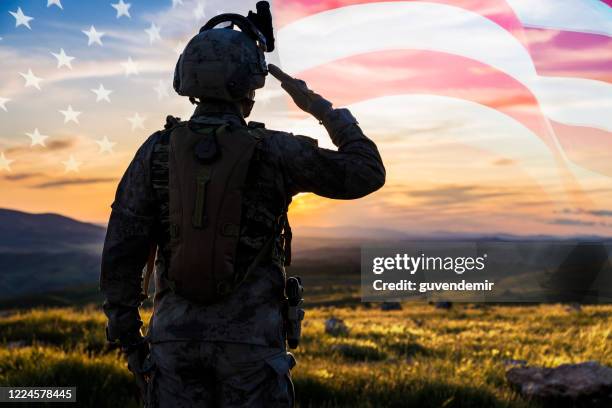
1, 0, 611, 237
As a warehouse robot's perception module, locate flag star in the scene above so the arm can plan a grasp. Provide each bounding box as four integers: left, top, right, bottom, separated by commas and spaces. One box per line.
82, 25, 104, 46
96, 136, 116, 154
51, 48, 75, 69
145, 23, 161, 45
91, 84, 113, 103
111, 0, 131, 19
154, 80, 169, 100
59, 105, 82, 124
9, 8, 33, 30
127, 113, 146, 131
0, 152, 14, 172
19, 69, 43, 90
0, 97, 9, 112
26, 128, 49, 147
62, 155, 82, 173
194, 3, 205, 20
121, 57, 139, 76
172, 0, 184, 8
47, 0, 63, 10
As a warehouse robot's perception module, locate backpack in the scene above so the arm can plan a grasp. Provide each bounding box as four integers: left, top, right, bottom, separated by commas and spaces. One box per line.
166, 122, 265, 304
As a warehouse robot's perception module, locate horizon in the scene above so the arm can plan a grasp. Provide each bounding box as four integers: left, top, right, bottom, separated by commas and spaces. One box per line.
3, 205, 612, 241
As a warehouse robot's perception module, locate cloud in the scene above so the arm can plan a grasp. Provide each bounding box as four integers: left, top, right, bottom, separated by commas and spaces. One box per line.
406, 184, 517, 206
3, 172, 44, 181
493, 158, 515, 166
5, 138, 75, 155
47, 139, 75, 151
32, 177, 117, 189
550, 217, 597, 227
559, 208, 612, 218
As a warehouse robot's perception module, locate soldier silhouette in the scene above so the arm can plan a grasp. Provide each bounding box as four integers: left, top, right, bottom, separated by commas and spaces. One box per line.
100, 2, 385, 407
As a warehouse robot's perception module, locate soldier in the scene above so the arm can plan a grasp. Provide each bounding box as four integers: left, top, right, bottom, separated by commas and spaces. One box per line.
100, 5, 385, 408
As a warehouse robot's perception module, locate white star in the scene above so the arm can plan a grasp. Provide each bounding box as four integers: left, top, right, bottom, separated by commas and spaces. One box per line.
62, 155, 82, 173
19, 69, 43, 90
0, 97, 9, 112
127, 113, 146, 131
9, 8, 33, 30
0, 152, 14, 172
145, 23, 161, 45
154, 80, 170, 100
194, 3, 205, 20
47, 0, 63, 10
59, 105, 81, 124
91, 84, 113, 102
51, 48, 75, 69
82, 25, 104, 46
172, 0, 184, 8
111, 0, 131, 19
96, 136, 116, 154
26, 128, 49, 147
121, 57, 139, 76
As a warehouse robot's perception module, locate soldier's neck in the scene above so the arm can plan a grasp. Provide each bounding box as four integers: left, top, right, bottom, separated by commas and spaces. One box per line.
192, 99, 245, 121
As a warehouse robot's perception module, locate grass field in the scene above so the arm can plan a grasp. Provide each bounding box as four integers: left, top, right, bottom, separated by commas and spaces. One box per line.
0, 303, 610, 408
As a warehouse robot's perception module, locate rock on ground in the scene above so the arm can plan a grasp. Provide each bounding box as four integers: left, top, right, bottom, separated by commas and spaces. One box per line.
324, 317, 349, 336
506, 361, 612, 407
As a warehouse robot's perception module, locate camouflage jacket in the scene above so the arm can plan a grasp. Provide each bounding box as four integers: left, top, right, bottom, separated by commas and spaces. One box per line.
100, 102, 385, 348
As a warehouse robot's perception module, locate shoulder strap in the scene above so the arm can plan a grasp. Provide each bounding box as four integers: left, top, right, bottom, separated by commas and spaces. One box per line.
142, 117, 187, 299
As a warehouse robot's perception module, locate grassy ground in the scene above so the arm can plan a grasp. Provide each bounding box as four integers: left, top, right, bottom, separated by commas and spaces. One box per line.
0, 304, 610, 407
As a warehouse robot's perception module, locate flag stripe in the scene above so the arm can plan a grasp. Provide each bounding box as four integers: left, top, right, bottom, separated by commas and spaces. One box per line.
288, 49, 556, 149
523, 27, 612, 83
277, 2, 536, 80
275, 0, 524, 35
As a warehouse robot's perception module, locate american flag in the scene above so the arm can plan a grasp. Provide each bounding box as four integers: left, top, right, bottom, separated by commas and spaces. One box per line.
1, 0, 611, 236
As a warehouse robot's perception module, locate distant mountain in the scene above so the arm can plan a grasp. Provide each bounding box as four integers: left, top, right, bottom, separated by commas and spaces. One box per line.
0, 208, 106, 253
1, 208, 609, 307
0, 208, 106, 303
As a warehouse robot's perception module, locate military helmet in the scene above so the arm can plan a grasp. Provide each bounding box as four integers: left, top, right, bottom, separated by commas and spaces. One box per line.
173, 13, 269, 102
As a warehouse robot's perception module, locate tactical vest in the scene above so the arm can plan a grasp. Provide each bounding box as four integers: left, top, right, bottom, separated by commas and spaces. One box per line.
166, 122, 265, 304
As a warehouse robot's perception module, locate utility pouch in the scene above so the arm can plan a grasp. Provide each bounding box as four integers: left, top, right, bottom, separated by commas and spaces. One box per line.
284, 276, 305, 349
167, 123, 261, 304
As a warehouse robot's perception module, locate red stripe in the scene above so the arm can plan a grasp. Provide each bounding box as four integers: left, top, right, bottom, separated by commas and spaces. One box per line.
274, 0, 524, 36
524, 27, 612, 83
289, 49, 557, 149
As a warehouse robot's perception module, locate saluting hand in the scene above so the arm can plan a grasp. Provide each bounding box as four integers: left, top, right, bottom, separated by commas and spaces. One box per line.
268, 63, 333, 121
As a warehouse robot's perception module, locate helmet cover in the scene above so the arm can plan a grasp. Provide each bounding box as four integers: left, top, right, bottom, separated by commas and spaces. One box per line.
174, 24, 267, 102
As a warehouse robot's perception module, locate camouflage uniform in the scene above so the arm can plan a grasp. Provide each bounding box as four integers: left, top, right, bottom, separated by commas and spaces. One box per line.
100, 97, 385, 407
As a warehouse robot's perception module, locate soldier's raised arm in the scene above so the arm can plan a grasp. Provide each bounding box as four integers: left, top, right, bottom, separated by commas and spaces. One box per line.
268, 64, 385, 199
